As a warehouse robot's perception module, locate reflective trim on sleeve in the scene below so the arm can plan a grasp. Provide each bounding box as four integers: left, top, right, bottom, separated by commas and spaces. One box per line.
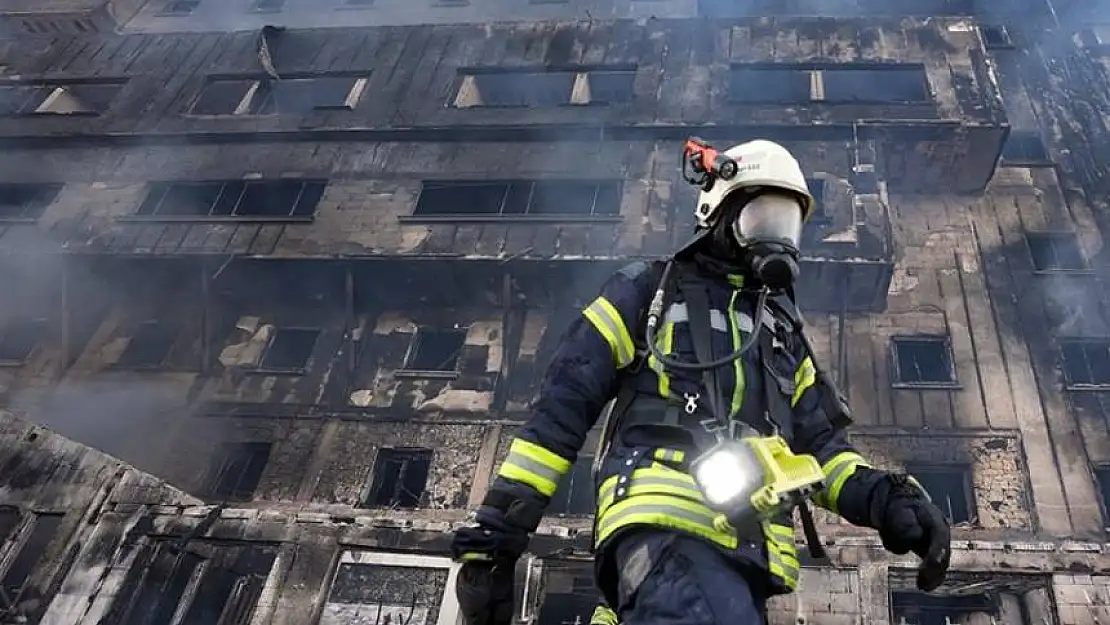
812, 451, 871, 513
652, 448, 686, 464
583, 296, 636, 369
497, 438, 573, 497
764, 521, 800, 590
791, 356, 818, 407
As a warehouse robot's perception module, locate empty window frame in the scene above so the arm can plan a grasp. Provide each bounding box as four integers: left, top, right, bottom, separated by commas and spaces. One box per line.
115, 319, 180, 369
257, 327, 319, 373
891, 336, 958, 388
135, 180, 326, 220
0, 81, 123, 116
728, 63, 931, 104
0, 513, 64, 616
1001, 131, 1052, 167
190, 75, 368, 115
202, 442, 272, 501
402, 327, 467, 373
321, 551, 458, 625
536, 563, 602, 625
0, 319, 48, 365
1026, 232, 1086, 272
1095, 465, 1110, 527
363, 448, 433, 509
0, 184, 61, 221
979, 25, 1015, 50
550, 456, 595, 515
1059, 339, 1110, 389
106, 540, 278, 625
160, 0, 200, 15
412, 180, 622, 220
453, 68, 635, 108
890, 591, 998, 625
905, 464, 976, 525
251, 0, 285, 11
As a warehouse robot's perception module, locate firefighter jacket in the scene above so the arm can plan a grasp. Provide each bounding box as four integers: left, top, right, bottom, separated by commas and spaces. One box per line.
479, 259, 890, 602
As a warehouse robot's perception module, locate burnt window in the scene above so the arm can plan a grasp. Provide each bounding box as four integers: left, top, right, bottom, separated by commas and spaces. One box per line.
0, 513, 64, 616
1026, 232, 1086, 271
0, 81, 122, 116
251, 0, 285, 11
0, 507, 20, 544
135, 180, 326, 220
0, 184, 60, 220
191, 75, 367, 115
403, 327, 467, 372
980, 25, 1015, 50
891, 591, 998, 625
161, 0, 200, 15
116, 320, 179, 369
0, 319, 48, 364
202, 442, 272, 501
258, 327, 319, 373
1060, 339, 1110, 389
728, 66, 812, 103
576, 70, 636, 105
108, 540, 277, 625
536, 564, 601, 625
1095, 466, 1110, 526
452, 69, 581, 107
906, 464, 975, 525
891, 336, 957, 387
322, 555, 449, 623
821, 66, 930, 103
550, 456, 595, 515
363, 448, 432, 509
1001, 131, 1052, 166
412, 180, 621, 220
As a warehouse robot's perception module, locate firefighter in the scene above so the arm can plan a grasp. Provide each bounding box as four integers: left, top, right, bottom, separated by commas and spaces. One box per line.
451, 139, 951, 625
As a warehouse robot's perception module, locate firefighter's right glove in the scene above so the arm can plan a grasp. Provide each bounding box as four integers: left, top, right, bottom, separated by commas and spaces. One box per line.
451, 525, 529, 625
871, 474, 952, 593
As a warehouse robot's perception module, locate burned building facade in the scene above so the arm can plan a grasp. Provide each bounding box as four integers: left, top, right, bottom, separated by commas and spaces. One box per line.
0, 1, 1108, 624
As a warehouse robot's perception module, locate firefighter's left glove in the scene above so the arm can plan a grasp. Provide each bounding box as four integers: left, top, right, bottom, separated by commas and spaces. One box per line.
872, 474, 951, 593
451, 525, 529, 625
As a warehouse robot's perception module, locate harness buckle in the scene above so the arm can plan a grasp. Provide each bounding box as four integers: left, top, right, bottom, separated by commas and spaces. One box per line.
683, 392, 700, 414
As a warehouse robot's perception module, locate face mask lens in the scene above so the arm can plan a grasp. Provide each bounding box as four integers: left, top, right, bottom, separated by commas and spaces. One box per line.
731, 194, 804, 247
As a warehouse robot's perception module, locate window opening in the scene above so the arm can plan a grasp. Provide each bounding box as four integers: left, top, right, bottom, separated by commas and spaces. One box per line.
363, 448, 433, 509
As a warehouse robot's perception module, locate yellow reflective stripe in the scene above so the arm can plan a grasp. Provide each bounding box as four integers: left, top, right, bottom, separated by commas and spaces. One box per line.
591, 605, 618, 625
583, 296, 636, 369
457, 552, 493, 562
595, 494, 739, 550
647, 320, 675, 398
598, 475, 703, 511
791, 356, 818, 407
764, 521, 800, 589
652, 448, 686, 464
813, 451, 870, 513
728, 290, 745, 418
497, 438, 573, 497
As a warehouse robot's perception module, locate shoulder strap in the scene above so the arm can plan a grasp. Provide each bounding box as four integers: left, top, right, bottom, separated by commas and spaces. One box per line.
677, 266, 728, 428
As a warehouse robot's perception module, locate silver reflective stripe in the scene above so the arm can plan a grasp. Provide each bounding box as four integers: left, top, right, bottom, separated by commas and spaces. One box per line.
768, 548, 800, 583
665, 302, 729, 332
732, 308, 778, 334
597, 501, 721, 537
585, 299, 634, 366
504, 452, 563, 486
598, 476, 702, 508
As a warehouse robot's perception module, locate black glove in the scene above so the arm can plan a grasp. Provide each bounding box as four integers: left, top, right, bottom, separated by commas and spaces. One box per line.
872, 474, 951, 592
451, 525, 530, 625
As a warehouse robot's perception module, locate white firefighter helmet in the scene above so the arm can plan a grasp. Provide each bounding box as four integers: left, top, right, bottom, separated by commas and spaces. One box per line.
693, 139, 815, 229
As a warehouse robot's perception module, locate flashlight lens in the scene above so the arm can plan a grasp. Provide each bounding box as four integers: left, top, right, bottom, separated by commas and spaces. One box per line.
694, 448, 758, 506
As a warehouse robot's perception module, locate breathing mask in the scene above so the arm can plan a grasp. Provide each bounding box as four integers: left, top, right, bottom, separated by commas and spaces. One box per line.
727, 191, 804, 291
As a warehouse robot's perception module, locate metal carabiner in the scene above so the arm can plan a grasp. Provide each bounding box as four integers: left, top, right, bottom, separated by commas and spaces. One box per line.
683, 392, 700, 415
